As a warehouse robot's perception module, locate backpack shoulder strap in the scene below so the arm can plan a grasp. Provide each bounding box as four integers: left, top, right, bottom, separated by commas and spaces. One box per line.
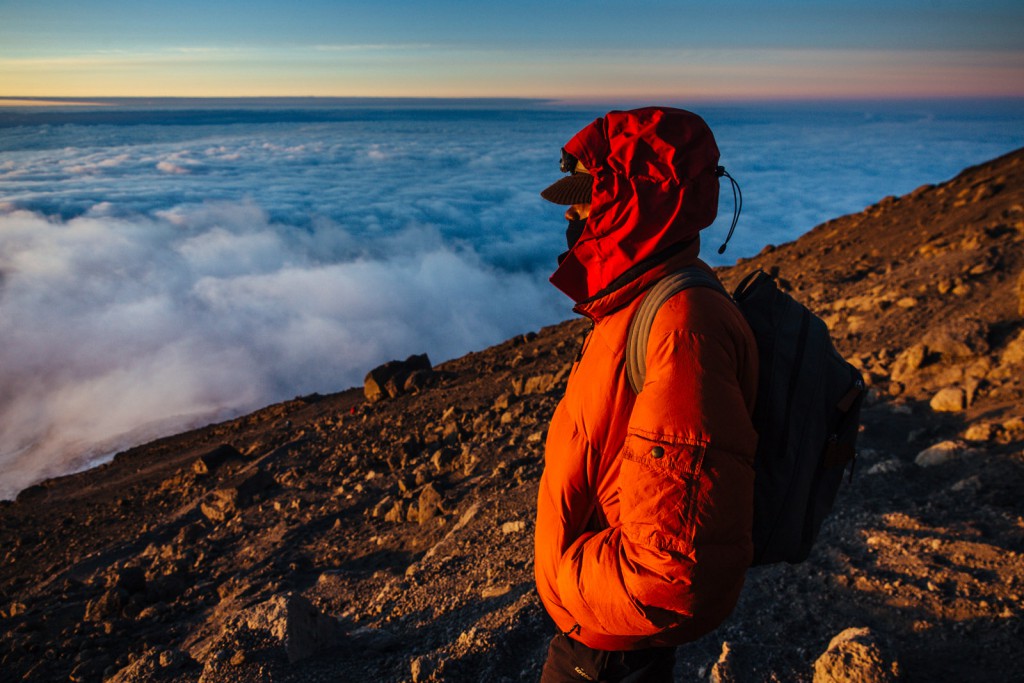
626, 266, 730, 394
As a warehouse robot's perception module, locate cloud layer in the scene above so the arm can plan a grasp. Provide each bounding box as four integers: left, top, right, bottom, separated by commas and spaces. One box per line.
0, 203, 564, 498
1, 102, 1022, 498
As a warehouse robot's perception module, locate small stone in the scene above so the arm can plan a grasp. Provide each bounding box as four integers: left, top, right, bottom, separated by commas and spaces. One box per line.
889, 402, 913, 416
867, 459, 902, 475
371, 496, 393, 518
709, 641, 749, 683
84, 588, 127, 622
1002, 417, 1024, 439
1001, 330, 1024, 365
230, 650, 246, 666
200, 488, 240, 523
524, 373, 556, 394
1017, 269, 1024, 316
411, 655, 434, 683
951, 476, 982, 493
417, 484, 443, 524
158, 649, 186, 669
813, 627, 900, 683
432, 448, 453, 472
349, 626, 399, 652
964, 422, 996, 442
896, 297, 917, 308
915, 440, 963, 467
930, 387, 966, 412
384, 502, 406, 523
481, 584, 511, 598
501, 520, 526, 534
846, 315, 866, 334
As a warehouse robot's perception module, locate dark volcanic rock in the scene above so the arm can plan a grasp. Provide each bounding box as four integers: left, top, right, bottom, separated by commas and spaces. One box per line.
193, 444, 245, 476
364, 353, 433, 402
200, 488, 239, 522
84, 588, 128, 622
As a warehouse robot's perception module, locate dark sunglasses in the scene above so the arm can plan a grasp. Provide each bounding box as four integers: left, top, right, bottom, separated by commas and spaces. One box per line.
560, 148, 580, 174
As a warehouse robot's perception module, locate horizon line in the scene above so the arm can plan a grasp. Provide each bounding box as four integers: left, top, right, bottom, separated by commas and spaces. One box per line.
3, 94, 1024, 108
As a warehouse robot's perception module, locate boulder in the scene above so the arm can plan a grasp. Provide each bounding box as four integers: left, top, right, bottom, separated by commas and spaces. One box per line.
813, 627, 900, 683
233, 593, 338, 663
364, 354, 432, 402
192, 444, 244, 476
403, 369, 434, 393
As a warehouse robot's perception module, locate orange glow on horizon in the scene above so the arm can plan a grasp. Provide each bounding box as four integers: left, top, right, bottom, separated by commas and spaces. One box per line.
2, 48, 1022, 101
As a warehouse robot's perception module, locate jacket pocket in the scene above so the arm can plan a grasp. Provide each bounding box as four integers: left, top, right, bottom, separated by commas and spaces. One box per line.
619, 433, 707, 552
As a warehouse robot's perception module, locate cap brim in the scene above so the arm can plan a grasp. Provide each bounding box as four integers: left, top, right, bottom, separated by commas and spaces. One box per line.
540, 173, 593, 205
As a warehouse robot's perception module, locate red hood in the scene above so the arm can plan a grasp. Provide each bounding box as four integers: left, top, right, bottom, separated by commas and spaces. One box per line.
549, 107, 721, 304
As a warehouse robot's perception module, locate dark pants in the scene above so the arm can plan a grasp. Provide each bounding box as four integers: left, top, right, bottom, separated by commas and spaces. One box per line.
540, 633, 676, 683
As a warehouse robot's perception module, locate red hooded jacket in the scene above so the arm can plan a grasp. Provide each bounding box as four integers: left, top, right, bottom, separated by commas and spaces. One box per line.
535, 108, 759, 650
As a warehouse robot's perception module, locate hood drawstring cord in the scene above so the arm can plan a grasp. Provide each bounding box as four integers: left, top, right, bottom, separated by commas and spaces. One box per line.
715, 166, 743, 254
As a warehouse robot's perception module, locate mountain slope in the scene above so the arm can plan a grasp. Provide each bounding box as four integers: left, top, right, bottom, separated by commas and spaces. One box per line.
1, 148, 1022, 682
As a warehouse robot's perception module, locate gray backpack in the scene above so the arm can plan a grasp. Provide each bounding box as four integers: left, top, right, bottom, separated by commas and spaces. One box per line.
626, 267, 865, 565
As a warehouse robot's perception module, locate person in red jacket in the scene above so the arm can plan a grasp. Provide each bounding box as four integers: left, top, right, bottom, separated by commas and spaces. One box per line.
534, 107, 760, 682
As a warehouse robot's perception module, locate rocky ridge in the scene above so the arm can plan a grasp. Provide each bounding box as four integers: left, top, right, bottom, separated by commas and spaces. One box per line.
1, 148, 1023, 682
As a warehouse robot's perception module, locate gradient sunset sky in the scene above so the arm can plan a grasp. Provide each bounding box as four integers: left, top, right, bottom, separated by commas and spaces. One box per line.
1, 0, 1022, 100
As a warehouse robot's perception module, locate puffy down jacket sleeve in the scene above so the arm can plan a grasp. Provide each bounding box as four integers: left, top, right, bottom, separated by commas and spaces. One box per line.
554, 290, 758, 647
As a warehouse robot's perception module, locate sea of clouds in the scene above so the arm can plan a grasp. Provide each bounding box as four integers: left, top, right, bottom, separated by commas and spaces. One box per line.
1, 100, 1022, 498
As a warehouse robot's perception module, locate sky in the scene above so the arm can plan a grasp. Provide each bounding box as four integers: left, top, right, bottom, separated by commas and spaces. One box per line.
1, 0, 1023, 99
